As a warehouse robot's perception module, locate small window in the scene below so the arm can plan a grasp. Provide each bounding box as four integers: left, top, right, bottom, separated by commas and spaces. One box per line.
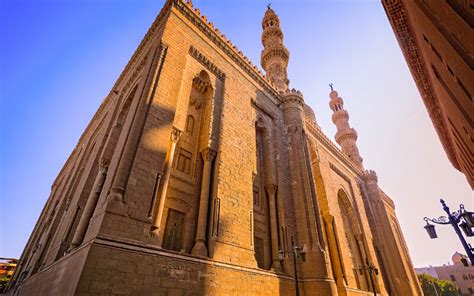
186, 115, 195, 134
176, 148, 192, 175
450, 275, 456, 281
253, 187, 260, 207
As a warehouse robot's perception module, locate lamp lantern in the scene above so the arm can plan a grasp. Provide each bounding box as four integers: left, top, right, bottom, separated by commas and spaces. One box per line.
424, 221, 437, 239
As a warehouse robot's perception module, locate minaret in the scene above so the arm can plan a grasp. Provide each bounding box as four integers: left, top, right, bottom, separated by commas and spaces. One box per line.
329, 84, 363, 169
261, 5, 289, 91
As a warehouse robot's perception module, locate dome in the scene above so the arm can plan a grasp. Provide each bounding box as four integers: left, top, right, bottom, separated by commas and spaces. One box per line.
304, 104, 318, 126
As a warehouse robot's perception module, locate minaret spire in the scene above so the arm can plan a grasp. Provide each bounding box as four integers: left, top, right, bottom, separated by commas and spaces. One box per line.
260, 6, 289, 91
329, 86, 363, 169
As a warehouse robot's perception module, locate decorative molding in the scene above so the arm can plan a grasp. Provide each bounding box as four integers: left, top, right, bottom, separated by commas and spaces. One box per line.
173, 0, 281, 99
335, 128, 358, 144
264, 184, 278, 196
260, 46, 289, 69
305, 122, 363, 177
382, 0, 459, 170
121, 53, 150, 96
281, 89, 304, 107
331, 110, 349, 123
201, 147, 217, 162
329, 163, 352, 186
171, 127, 182, 143
189, 46, 225, 80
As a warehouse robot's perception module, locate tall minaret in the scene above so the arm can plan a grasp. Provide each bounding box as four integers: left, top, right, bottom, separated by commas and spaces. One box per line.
329, 84, 363, 169
260, 5, 289, 91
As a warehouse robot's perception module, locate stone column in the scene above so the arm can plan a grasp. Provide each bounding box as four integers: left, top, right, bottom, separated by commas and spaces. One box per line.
108, 45, 166, 203
191, 148, 217, 257
68, 159, 109, 250
265, 184, 282, 271
325, 216, 346, 288
151, 127, 181, 237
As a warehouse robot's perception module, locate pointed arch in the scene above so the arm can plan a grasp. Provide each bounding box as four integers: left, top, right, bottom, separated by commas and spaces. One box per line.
337, 188, 369, 290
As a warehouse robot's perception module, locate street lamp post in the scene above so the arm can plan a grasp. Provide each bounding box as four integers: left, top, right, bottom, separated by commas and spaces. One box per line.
423, 199, 474, 265
363, 258, 378, 296
279, 238, 307, 296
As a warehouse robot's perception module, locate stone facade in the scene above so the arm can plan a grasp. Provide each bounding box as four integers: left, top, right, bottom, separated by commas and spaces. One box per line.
8, 1, 421, 295
382, 0, 473, 188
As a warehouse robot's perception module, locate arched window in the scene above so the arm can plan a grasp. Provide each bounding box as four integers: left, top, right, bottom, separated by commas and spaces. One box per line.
186, 115, 194, 134
337, 189, 368, 290
116, 84, 138, 126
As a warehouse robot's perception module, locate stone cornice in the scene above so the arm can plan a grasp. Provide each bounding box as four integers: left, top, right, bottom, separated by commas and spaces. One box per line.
305, 120, 363, 177
172, 0, 281, 100
329, 162, 352, 186
382, 0, 460, 170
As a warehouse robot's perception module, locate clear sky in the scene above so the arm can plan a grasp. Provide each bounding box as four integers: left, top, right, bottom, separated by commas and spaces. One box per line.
0, 0, 472, 267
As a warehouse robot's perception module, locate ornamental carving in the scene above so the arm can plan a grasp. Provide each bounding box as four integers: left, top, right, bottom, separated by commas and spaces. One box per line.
98, 157, 110, 170
121, 52, 149, 96
189, 46, 225, 80
282, 89, 304, 107
260, 47, 290, 69
382, 0, 459, 170
201, 147, 217, 162
171, 127, 182, 143
335, 128, 358, 144
331, 110, 349, 123
175, 1, 280, 99
261, 27, 283, 44
329, 163, 352, 185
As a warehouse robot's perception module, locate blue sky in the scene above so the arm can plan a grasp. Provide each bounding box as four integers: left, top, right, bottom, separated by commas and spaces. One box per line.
1, 0, 472, 267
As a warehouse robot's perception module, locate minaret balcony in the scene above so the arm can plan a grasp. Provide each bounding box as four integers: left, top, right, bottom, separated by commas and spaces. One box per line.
335, 128, 358, 144
260, 46, 289, 69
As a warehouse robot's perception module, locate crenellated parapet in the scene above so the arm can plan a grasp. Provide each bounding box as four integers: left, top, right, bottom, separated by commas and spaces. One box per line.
281, 88, 305, 108
363, 169, 378, 186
